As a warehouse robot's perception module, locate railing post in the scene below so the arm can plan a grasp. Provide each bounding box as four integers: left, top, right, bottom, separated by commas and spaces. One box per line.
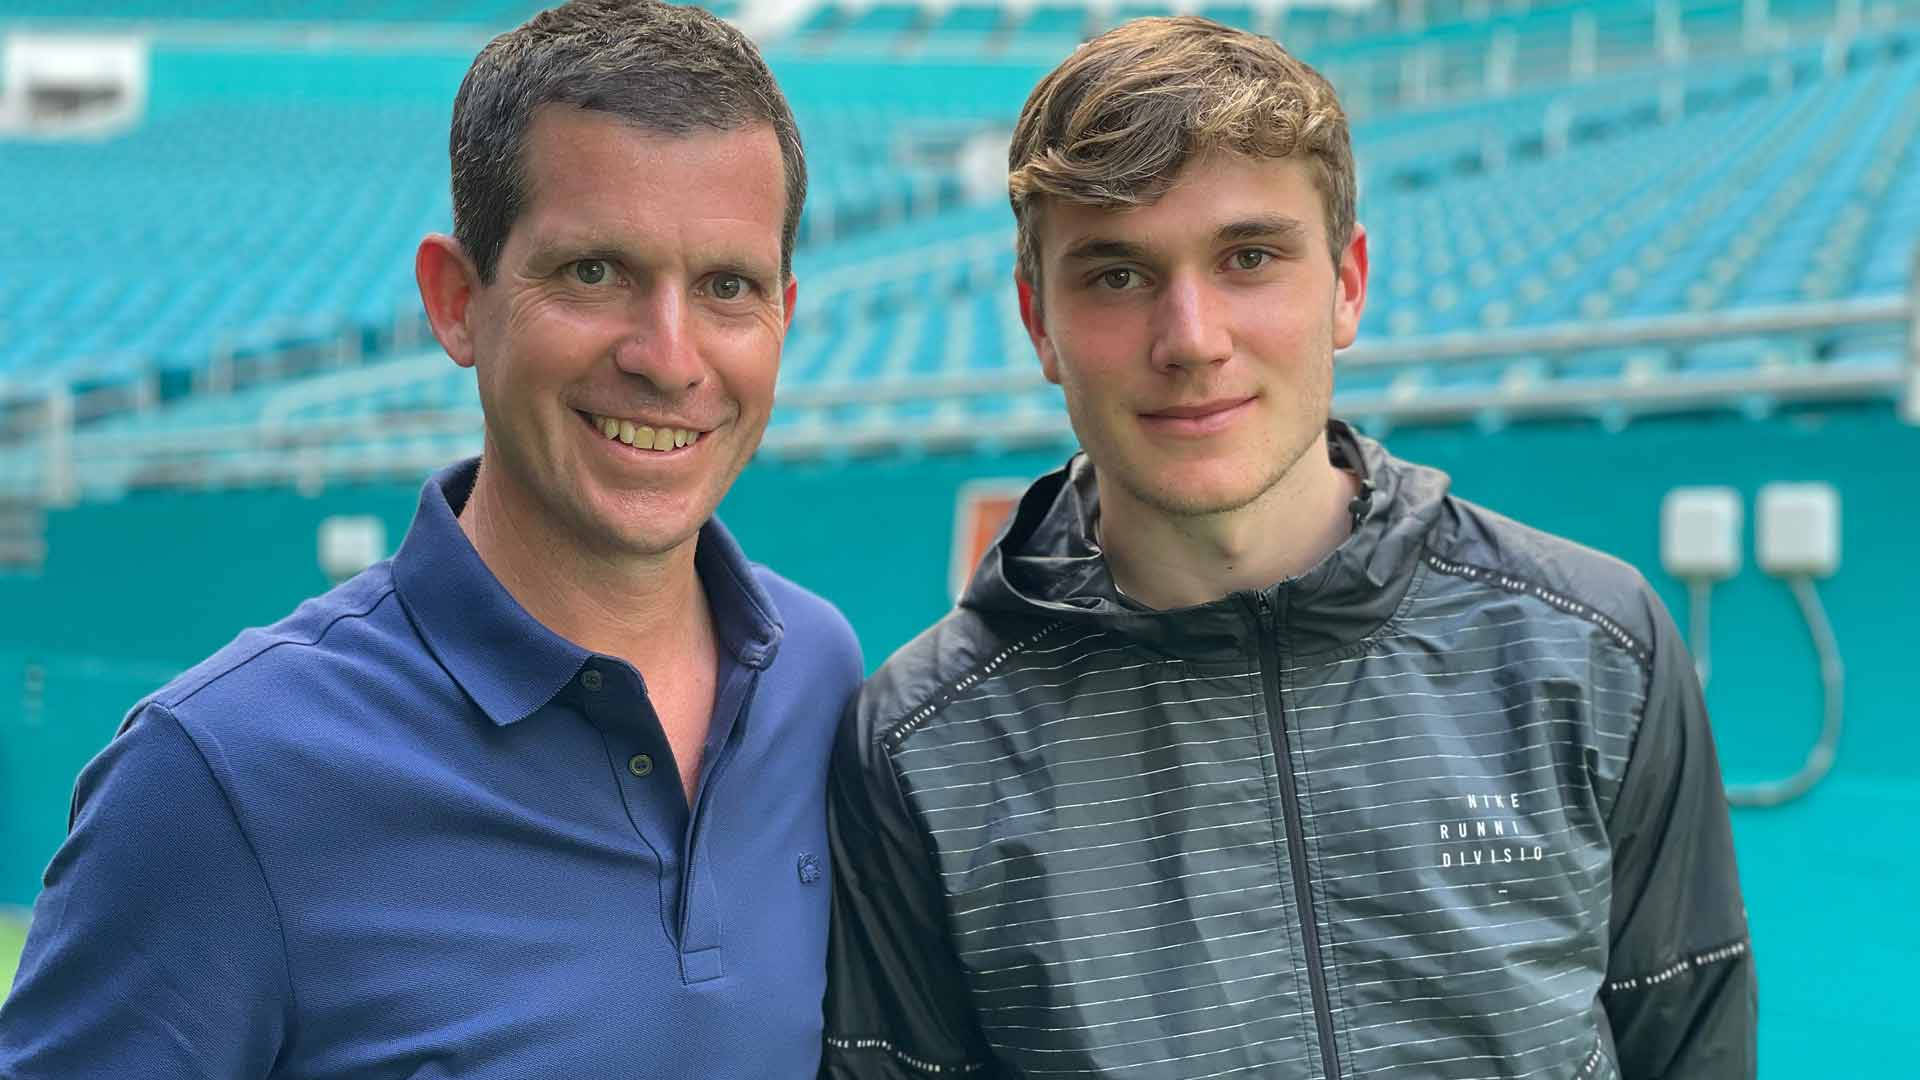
1743, 0, 1771, 52
1570, 10, 1595, 80
42, 383, 75, 507
1903, 244, 1919, 426
1487, 26, 1515, 94
1656, 0, 1686, 64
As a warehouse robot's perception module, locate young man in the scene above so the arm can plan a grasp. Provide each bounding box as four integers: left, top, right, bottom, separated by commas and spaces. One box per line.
822, 16, 1754, 1080
0, 3, 861, 1076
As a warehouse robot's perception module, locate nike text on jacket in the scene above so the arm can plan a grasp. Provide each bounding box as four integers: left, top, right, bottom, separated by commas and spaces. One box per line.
822, 422, 1756, 1080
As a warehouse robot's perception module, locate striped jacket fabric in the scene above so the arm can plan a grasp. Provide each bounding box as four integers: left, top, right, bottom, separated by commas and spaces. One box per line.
821, 422, 1755, 1079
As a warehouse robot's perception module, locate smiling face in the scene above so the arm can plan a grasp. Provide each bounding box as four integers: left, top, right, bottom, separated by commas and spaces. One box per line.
1020, 151, 1367, 524
444, 106, 794, 562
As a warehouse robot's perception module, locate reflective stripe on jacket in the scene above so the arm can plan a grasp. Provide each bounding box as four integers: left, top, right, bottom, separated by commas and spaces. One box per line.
823, 421, 1756, 1080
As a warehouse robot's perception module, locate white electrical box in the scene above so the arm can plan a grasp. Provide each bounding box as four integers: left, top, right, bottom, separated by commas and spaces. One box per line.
318, 515, 387, 582
1661, 486, 1743, 580
1757, 483, 1840, 577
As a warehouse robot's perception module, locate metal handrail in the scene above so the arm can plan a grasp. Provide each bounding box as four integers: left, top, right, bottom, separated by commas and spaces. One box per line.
4, 270, 1913, 499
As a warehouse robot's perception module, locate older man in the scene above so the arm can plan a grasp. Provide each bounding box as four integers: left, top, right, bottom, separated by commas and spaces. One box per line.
0, 3, 860, 1076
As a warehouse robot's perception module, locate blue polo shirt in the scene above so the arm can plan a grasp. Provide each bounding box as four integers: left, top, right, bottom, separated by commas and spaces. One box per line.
0, 458, 863, 1079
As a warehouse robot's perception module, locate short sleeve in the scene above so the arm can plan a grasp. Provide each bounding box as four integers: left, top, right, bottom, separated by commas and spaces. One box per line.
0, 703, 290, 1078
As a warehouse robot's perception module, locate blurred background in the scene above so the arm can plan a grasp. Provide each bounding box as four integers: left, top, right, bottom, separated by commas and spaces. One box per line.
1, 0, 1917, 1071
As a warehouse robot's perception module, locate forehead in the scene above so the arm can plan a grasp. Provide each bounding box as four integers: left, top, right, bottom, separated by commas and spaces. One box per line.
509, 105, 786, 259
1037, 152, 1326, 256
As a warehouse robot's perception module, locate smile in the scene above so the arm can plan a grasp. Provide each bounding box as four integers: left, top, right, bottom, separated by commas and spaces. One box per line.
581, 411, 705, 453
1139, 396, 1256, 436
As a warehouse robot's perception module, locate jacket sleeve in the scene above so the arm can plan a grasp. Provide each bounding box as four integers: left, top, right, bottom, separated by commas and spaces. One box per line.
0, 703, 288, 1078
1599, 594, 1757, 1079
820, 699, 999, 1079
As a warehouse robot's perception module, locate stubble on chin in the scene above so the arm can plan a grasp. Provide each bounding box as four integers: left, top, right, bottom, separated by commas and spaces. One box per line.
1114, 401, 1330, 522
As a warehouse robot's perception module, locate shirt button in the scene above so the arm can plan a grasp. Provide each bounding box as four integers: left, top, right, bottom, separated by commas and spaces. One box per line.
580, 669, 603, 691
628, 753, 653, 778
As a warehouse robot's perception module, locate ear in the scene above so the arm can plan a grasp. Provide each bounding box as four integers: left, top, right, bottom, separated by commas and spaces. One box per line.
416, 234, 484, 369
781, 275, 798, 333
1016, 275, 1062, 385
1332, 222, 1369, 350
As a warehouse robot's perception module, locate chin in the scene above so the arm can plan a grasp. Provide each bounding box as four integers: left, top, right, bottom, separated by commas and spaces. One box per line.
607, 520, 704, 558
1121, 464, 1271, 519
578, 492, 710, 558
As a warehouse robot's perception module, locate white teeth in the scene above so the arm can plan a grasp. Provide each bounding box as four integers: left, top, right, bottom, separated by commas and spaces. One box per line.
592, 414, 698, 453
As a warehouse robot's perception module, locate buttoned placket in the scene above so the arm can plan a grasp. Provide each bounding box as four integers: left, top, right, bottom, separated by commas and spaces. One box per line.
574, 655, 760, 985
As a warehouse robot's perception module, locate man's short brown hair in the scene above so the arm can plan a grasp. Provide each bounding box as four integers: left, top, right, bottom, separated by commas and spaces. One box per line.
450, 0, 806, 284
1008, 15, 1355, 288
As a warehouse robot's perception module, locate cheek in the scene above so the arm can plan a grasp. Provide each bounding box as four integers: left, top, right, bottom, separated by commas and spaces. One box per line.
1238, 300, 1326, 361
713, 332, 783, 410
1049, 309, 1135, 380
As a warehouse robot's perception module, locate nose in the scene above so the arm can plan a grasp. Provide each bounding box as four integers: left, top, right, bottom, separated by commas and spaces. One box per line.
1148, 272, 1232, 373
612, 284, 705, 392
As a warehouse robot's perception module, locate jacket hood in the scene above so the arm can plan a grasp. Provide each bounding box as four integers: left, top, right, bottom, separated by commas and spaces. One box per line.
959, 420, 1453, 662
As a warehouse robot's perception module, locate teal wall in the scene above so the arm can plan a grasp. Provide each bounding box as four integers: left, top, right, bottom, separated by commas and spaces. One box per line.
2, 402, 1915, 1070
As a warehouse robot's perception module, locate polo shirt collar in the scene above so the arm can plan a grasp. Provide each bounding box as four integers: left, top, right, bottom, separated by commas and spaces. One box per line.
392, 457, 784, 727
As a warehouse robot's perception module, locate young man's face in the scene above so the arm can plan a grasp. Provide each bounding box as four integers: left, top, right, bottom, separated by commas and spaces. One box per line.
1020, 152, 1367, 521
451, 106, 794, 560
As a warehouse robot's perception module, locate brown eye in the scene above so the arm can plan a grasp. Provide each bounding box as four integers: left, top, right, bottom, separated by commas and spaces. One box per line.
1099, 268, 1135, 290
572, 259, 609, 285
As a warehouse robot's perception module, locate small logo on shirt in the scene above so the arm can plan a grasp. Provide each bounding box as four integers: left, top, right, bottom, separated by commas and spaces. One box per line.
797, 852, 822, 885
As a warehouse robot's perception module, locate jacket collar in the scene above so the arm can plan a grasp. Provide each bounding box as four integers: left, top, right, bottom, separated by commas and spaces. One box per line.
392, 457, 782, 727
962, 421, 1449, 663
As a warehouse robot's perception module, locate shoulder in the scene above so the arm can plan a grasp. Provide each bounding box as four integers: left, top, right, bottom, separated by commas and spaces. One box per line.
72, 562, 412, 831
752, 564, 864, 679
853, 603, 1041, 752
1426, 492, 1670, 667
139, 562, 409, 744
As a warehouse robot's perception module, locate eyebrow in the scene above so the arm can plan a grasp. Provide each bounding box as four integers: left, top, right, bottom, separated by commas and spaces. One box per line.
1215, 214, 1309, 245
1060, 237, 1149, 263
522, 236, 622, 268
523, 236, 778, 279
1060, 214, 1311, 263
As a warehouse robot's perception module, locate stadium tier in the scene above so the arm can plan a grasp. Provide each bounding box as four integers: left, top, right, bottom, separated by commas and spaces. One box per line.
0, 0, 740, 22
0, 89, 967, 395
1, 5, 1917, 499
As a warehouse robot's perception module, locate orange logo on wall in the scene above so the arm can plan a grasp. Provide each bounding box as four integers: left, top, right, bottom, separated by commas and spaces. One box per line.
950, 481, 1028, 600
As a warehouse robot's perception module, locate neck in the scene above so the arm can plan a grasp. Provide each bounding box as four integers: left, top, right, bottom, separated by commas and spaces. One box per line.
1099, 431, 1357, 610
458, 457, 711, 673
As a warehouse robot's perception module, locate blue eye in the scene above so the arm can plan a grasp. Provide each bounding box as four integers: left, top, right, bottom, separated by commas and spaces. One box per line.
572, 259, 609, 285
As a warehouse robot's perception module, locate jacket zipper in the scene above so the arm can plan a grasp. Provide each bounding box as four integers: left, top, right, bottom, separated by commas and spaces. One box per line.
1256, 590, 1342, 1080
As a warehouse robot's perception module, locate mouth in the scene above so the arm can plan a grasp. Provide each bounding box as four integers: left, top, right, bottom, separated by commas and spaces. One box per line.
1138, 395, 1256, 435
576, 409, 707, 454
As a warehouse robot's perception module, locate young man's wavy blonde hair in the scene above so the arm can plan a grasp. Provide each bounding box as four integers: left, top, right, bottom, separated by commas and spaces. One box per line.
1009, 15, 1355, 291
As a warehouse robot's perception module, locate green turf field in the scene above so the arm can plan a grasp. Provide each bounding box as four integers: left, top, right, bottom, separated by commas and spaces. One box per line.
1, 912, 26, 993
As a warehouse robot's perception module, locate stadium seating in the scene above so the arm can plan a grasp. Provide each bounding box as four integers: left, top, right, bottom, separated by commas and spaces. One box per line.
0, 1, 741, 22
1, 3, 1916, 495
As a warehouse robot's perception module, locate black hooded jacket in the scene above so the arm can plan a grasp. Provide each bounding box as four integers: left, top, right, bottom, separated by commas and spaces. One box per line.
822, 422, 1755, 1079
